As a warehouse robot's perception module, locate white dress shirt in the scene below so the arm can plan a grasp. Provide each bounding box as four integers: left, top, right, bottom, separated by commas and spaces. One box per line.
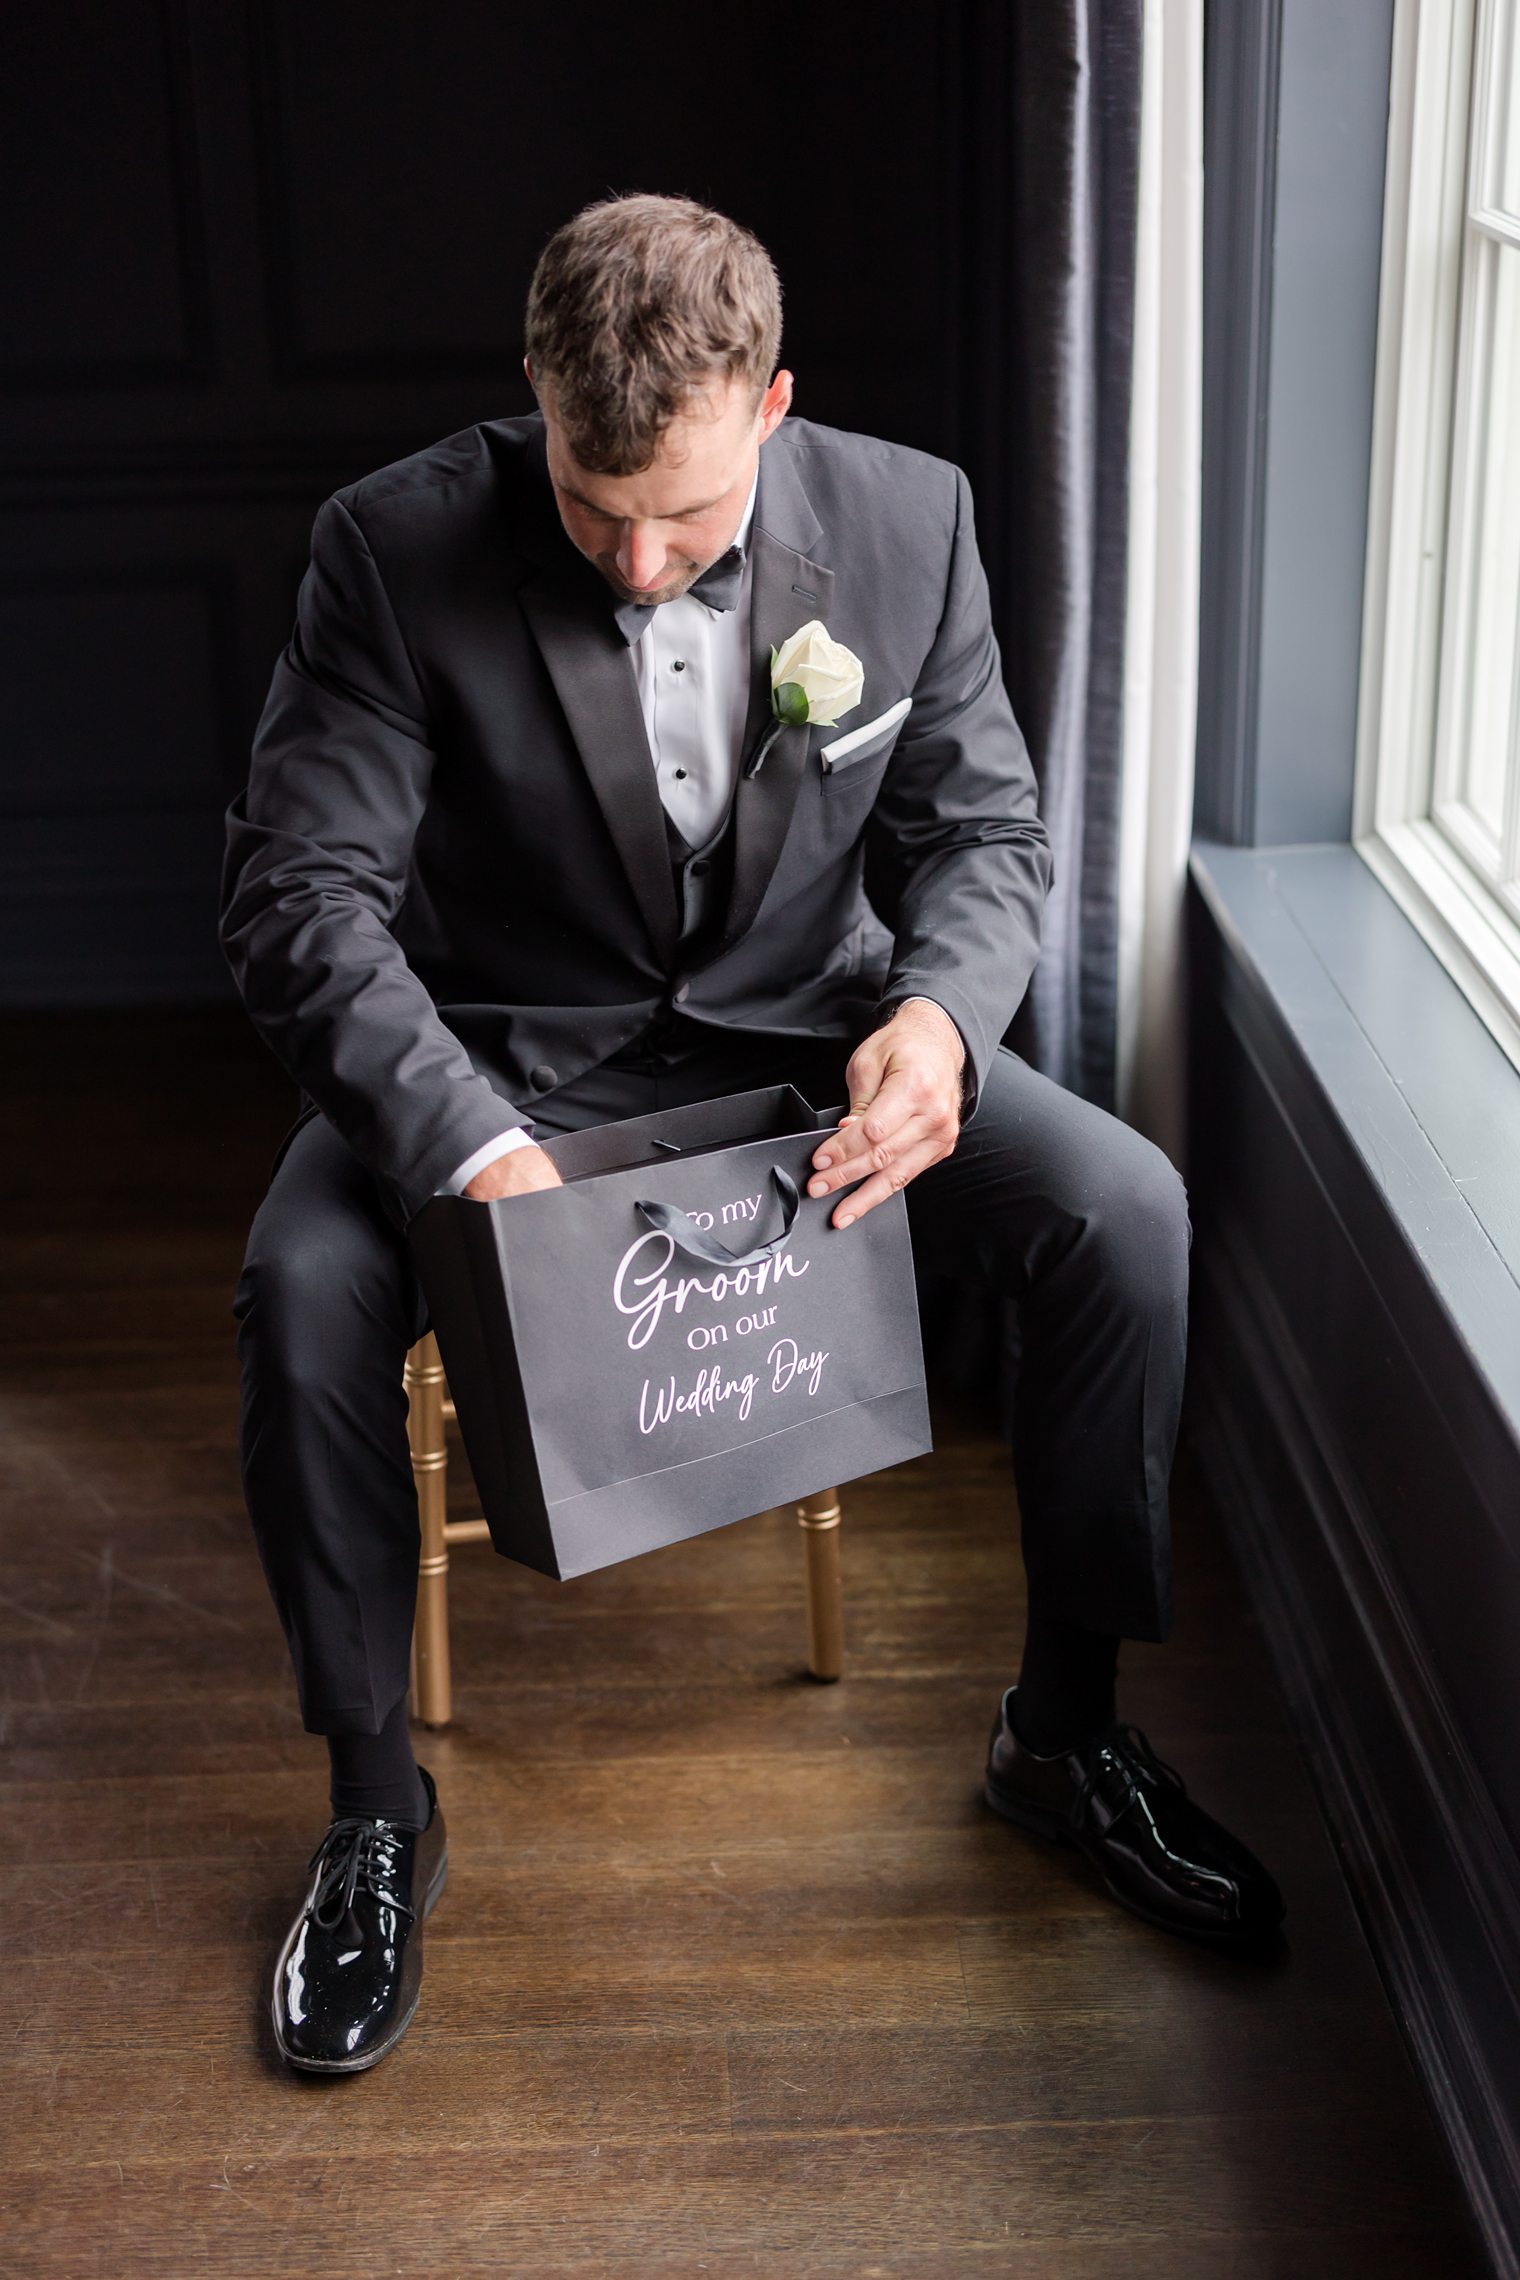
440, 464, 959, 1195
628, 470, 757, 848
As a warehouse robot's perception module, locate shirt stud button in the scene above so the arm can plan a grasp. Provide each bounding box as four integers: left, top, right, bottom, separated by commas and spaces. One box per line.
673, 768, 687, 778
672, 659, 686, 672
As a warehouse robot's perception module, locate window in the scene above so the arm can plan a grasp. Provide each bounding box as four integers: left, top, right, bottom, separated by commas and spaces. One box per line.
1357, 0, 1520, 1072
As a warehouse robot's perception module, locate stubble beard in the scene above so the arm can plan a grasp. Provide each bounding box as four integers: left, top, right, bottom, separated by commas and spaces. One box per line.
592, 538, 738, 601
594, 556, 703, 610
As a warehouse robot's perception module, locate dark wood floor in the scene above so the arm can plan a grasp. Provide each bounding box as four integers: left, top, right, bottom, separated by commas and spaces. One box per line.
0, 1012, 1488, 2277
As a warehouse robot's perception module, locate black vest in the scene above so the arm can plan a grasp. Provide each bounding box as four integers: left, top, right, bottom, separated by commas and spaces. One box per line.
662, 792, 739, 959
602, 798, 741, 1072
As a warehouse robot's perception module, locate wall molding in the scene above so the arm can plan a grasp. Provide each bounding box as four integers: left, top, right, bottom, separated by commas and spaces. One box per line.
246, 4, 521, 386
0, 559, 243, 799
0, 811, 233, 1007
0, 0, 214, 393
1194, 0, 1280, 843
1195, 0, 1395, 848
0, 437, 425, 512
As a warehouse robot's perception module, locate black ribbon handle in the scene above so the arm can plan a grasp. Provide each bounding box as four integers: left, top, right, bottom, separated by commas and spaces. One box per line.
634, 1166, 801, 1270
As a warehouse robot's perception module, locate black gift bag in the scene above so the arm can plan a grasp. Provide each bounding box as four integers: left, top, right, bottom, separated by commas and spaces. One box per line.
408, 1084, 932, 1578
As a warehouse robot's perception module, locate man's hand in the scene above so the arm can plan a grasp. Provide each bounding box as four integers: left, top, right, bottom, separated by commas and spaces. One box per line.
808, 999, 964, 1229
463, 1142, 564, 1201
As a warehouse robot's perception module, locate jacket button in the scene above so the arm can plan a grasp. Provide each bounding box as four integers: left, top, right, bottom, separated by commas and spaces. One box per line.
674, 984, 690, 1003
529, 1063, 557, 1091
689, 858, 709, 877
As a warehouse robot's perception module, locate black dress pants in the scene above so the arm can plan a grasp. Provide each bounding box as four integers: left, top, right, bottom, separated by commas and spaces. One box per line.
232, 1033, 1191, 1734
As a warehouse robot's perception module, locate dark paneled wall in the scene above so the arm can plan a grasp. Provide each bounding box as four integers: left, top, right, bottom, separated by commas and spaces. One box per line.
1187, 854, 1520, 2267
0, 2, 957, 1005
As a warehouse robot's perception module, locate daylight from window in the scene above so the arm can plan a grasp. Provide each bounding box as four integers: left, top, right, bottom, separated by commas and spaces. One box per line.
1358, 0, 1520, 1066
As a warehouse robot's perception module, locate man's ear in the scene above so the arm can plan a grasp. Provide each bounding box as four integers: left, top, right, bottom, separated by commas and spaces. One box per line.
758, 368, 794, 443
523, 355, 538, 396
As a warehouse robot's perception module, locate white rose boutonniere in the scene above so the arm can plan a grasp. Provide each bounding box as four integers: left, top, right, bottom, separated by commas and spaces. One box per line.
743, 619, 866, 779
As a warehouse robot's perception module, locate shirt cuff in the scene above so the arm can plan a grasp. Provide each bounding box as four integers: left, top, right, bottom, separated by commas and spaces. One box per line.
437, 1124, 537, 1197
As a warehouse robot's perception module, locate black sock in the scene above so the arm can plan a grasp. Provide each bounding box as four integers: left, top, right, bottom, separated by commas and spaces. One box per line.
326, 1693, 429, 1830
1012, 1611, 1120, 1754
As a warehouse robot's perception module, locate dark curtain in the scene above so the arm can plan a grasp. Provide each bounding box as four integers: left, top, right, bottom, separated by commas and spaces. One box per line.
948, 0, 1143, 1110
927, 0, 1144, 1409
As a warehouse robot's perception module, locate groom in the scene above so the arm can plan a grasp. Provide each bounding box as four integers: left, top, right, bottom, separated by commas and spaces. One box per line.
222, 192, 1282, 2075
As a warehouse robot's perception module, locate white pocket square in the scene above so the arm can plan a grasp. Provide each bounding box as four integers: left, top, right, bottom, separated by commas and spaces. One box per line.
819, 696, 913, 773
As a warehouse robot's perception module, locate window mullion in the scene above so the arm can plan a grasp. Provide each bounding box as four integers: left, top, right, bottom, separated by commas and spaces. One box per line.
1430, 225, 1492, 823
1470, 204, 1520, 249
1502, 564, 1520, 885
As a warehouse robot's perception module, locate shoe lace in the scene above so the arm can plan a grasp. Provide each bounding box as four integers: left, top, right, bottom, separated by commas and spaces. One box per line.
306, 1817, 416, 1933
1070, 1718, 1188, 1833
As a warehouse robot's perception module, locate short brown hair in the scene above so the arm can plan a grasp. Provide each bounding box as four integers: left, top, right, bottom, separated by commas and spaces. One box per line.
524, 194, 782, 475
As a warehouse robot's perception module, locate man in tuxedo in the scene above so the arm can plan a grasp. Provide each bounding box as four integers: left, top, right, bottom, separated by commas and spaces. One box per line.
222, 193, 1282, 2075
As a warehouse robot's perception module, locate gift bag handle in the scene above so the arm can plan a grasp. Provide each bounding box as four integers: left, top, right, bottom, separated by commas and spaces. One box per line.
634, 1166, 801, 1269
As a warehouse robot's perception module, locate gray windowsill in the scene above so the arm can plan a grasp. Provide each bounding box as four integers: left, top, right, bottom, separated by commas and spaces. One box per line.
1189, 839, 1520, 1436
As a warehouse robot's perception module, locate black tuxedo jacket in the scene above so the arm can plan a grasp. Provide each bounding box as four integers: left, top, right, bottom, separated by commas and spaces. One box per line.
220, 412, 1053, 1226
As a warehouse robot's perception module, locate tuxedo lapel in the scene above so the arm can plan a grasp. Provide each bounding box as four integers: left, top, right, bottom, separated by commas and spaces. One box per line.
513, 441, 681, 964
713, 447, 835, 958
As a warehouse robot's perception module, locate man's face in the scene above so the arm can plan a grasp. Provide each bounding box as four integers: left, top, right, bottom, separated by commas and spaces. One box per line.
533, 364, 794, 607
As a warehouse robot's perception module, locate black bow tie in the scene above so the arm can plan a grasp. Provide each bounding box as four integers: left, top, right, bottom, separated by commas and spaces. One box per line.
609, 542, 746, 646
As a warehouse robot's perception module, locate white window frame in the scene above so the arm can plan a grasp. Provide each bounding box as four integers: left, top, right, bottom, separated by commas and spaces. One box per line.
1355, 0, 1520, 1075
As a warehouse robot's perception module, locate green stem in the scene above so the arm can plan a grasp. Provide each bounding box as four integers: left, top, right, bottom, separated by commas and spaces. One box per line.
743, 717, 788, 780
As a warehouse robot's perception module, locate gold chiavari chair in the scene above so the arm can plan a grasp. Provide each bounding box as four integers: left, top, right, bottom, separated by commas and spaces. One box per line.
403, 1332, 846, 1727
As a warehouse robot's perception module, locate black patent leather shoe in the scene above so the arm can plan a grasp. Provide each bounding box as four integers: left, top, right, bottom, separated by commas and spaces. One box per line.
983, 1687, 1285, 1951
272, 1765, 448, 2073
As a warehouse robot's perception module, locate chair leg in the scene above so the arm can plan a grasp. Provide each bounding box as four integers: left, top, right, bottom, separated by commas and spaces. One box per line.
797, 1487, 844, 1681
405, 1332, 453, 1729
